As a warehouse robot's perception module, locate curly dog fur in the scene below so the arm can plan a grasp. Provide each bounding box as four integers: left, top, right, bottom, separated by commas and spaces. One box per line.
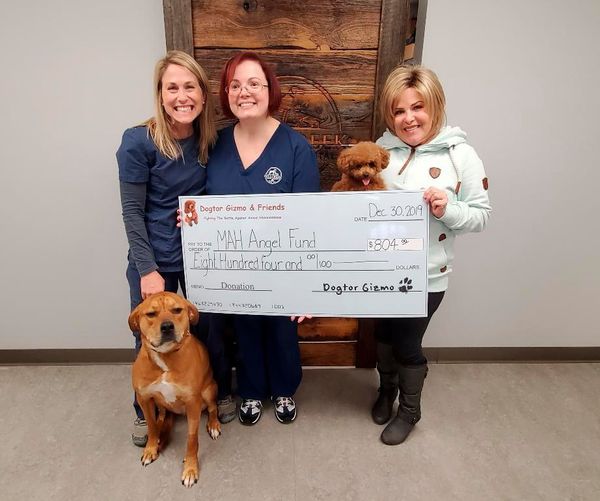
331, 141, 390, 192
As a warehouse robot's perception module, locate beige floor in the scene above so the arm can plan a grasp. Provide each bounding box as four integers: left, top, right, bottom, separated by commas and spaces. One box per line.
1, 363, 599, 500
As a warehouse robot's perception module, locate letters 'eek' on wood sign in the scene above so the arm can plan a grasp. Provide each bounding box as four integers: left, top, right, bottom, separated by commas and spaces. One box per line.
163, 0, 411, 367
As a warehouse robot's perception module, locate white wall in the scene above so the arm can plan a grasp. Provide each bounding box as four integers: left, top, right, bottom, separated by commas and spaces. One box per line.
0, 0, 165, 348
422, 0, 600, 346
0, 0, 598, 349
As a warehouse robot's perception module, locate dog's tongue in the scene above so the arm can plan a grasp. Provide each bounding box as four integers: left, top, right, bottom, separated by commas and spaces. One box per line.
362, 178, 371, 186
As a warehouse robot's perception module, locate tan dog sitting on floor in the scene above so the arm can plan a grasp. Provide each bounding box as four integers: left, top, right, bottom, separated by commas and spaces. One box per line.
128, 292, 220, 488
331, 141, 390, 192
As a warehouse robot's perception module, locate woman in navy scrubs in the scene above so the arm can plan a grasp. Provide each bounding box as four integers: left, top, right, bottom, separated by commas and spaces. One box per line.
207, 52, 320, 425
117, 51, 216, 446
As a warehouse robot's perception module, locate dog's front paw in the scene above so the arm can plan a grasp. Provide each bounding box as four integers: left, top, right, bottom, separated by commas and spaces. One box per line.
141, 446, 159, 466
181, 459, 199, 488
207, 419, 221, 440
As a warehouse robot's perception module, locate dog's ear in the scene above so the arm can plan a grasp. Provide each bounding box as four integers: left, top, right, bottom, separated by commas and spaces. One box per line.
184, 299, 200, 326
128, 304, 141, 332
378, 147, 390, 170
337, 147, 351, 174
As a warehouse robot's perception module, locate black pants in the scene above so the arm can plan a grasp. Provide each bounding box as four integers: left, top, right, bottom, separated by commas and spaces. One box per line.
374, 292, 445, 366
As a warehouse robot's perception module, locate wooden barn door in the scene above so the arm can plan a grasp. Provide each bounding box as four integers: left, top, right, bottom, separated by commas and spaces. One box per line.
164, 0, 411, 367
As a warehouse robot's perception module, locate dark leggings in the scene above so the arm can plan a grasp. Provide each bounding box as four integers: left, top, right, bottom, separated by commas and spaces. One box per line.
374, 292, 445, 365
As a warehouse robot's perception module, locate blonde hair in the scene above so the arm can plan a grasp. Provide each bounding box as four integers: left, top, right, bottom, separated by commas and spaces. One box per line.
380, 65, 446, 141
142, 51, 216, 164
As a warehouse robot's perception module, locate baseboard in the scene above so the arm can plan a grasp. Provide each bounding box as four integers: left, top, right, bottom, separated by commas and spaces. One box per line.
1, 347, 599, 365
423, 347, 600, 363
0, 349, 136, 365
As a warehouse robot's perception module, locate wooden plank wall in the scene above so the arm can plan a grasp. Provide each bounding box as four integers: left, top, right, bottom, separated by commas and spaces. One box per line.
191, 0, 383, 189
165, 0, 410, 366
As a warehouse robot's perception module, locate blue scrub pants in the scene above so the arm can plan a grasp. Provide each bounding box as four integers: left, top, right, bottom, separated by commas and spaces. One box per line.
232, 315, 302, 400
202, 313, 233, 400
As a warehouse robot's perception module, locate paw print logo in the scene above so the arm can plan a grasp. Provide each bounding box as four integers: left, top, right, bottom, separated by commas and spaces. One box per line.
398, 277, 413, 293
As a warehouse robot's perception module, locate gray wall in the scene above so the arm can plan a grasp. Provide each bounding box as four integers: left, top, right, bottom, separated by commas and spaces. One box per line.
0, 0, 598, 349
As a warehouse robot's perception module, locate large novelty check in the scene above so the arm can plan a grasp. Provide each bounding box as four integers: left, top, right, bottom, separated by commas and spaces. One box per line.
180, 191, 428, 317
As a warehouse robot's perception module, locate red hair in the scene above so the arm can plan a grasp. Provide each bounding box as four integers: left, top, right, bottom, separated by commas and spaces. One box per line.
219, 51, 282, 119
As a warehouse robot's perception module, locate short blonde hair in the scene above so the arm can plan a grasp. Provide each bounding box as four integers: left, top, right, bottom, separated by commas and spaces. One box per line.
380, 65, 446, 140
143, 51, 216, 164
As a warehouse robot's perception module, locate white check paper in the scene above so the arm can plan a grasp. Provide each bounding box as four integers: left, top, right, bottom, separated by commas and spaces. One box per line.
180, 191, 429, 317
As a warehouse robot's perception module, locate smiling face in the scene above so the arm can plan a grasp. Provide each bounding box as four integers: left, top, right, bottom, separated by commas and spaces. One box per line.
227, 59, 270, 120
392, 87, 434, 147
160, 64, 205, 138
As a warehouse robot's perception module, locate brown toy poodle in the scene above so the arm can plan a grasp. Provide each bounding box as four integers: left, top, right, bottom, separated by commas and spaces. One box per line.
331, 141, 390, 192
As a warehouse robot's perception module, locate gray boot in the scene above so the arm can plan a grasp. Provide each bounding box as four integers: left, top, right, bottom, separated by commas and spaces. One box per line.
371, 343, 399, 425
380, 364, 428, 445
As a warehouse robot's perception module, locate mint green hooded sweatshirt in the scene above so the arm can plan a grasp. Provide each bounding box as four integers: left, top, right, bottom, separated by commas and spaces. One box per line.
376, 126, 491, 292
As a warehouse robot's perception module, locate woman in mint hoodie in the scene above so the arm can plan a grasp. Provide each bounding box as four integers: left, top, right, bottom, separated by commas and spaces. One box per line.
372, 65, 491, 445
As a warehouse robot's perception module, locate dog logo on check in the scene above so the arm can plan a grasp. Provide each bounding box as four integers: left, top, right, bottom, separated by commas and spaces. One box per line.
264, 167, 282, 185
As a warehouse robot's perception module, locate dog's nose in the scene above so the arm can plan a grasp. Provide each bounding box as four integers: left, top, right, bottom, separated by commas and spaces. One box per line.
160, 321, 175, 339
160, 321, 175, 343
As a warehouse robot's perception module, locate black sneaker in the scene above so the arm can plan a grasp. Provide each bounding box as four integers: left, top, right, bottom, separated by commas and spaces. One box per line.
272, 396, 297, 424
239, 398, 262, 425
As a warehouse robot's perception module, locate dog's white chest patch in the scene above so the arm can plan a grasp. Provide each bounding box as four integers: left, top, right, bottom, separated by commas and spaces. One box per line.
148, 374, 178, 404
144, 352, 178, 404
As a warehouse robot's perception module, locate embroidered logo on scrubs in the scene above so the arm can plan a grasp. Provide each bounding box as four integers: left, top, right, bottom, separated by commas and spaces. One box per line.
264, 167, 283, 185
